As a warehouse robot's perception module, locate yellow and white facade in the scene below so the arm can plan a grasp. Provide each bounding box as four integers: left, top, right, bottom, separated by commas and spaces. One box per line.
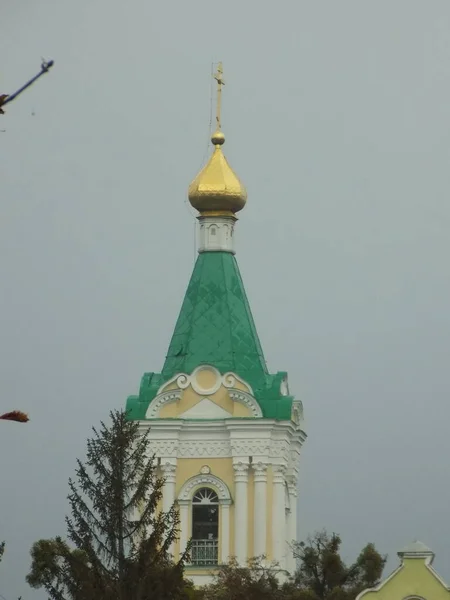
137, 365, 305, 583
126, 64, 306, 584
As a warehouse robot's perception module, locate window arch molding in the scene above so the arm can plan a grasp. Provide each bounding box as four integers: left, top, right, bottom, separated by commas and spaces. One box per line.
178, 473, 232, 503
193, 487, 219, 504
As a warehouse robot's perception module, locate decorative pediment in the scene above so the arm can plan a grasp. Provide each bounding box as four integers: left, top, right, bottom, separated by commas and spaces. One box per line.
158, 365, 253, 396
178, 399, 232, 419
145, 366, 262, 419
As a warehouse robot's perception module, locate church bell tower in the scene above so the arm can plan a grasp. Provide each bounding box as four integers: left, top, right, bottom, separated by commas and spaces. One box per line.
126, 63, 306, 585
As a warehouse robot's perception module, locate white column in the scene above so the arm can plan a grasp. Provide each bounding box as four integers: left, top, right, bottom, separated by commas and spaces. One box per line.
272, 465, 286, 569
233, 461, 249, 564
161, 461, 177, 556
161, 461, 177, 512
220, 500, 231, 563
286, 479, 298, 575
179, 500, 190, 558
253, 462, 268, 558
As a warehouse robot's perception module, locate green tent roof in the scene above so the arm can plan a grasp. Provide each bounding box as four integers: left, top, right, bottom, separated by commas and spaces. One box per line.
126, 252, 294, 420
162, 252, 267, 382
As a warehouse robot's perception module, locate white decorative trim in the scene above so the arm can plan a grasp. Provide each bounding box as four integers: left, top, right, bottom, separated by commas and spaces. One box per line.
280, 376, 289, 396
291, 401, 303, 428
273, 464, 286, 485
158, 366, 223, 396
233, 461, 250, 483
228, 390, 262, 417
198, 215, 236, 254
178, 440, 230, 457
145, 391, 182, 419
148, 387, 261, 420
148, 440, 179, 457
157, 366, 253, 396
191, 366, 222, 395
160, 461, 177, 483
222, 372, 253, 394
270, 440, 290, 461
231, 439, 271, 456
286, 475, 298, 498
145, 424, 305, 464
178, 473, 232, 502
252, 461, 268, 483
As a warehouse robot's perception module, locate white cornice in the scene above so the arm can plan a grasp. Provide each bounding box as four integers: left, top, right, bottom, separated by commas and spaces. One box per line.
138, 418, 306, 462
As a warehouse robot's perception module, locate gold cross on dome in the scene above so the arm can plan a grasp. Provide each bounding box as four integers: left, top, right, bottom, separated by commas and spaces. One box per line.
214, 62, 225, 130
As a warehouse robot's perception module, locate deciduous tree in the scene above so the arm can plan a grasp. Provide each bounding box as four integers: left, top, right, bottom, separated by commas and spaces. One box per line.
291, 531, 386, 600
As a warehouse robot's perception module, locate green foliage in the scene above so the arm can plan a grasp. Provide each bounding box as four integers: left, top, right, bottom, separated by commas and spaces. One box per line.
27, 409, 190, 600
201, 555, 366, 600
292, 531, 386, 600
202, 557, 286, 600
198, 532, 385, 600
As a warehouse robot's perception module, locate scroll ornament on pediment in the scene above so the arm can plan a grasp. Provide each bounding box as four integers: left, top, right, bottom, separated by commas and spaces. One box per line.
158, 366, 253, 397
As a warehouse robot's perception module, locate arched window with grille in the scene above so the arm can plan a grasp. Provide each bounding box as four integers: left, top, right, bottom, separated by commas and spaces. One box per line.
191, 488, 219, 566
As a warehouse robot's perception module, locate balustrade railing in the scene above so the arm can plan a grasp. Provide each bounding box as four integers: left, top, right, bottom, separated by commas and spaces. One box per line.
190, 539, 219, 566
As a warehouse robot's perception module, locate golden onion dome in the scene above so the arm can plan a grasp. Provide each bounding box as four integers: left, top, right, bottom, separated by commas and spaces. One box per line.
188, 130, 247, 216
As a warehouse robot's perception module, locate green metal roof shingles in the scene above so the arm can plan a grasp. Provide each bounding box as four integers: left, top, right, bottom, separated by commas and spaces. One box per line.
162, 252, 267, 381
126, 252, 294, 420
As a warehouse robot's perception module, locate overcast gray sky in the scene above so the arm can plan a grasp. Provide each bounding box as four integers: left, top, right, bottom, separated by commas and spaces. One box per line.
1, 0, 450, 597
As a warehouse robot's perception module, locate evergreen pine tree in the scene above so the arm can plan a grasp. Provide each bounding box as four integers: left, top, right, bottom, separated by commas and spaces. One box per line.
27, 410, 190, 600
